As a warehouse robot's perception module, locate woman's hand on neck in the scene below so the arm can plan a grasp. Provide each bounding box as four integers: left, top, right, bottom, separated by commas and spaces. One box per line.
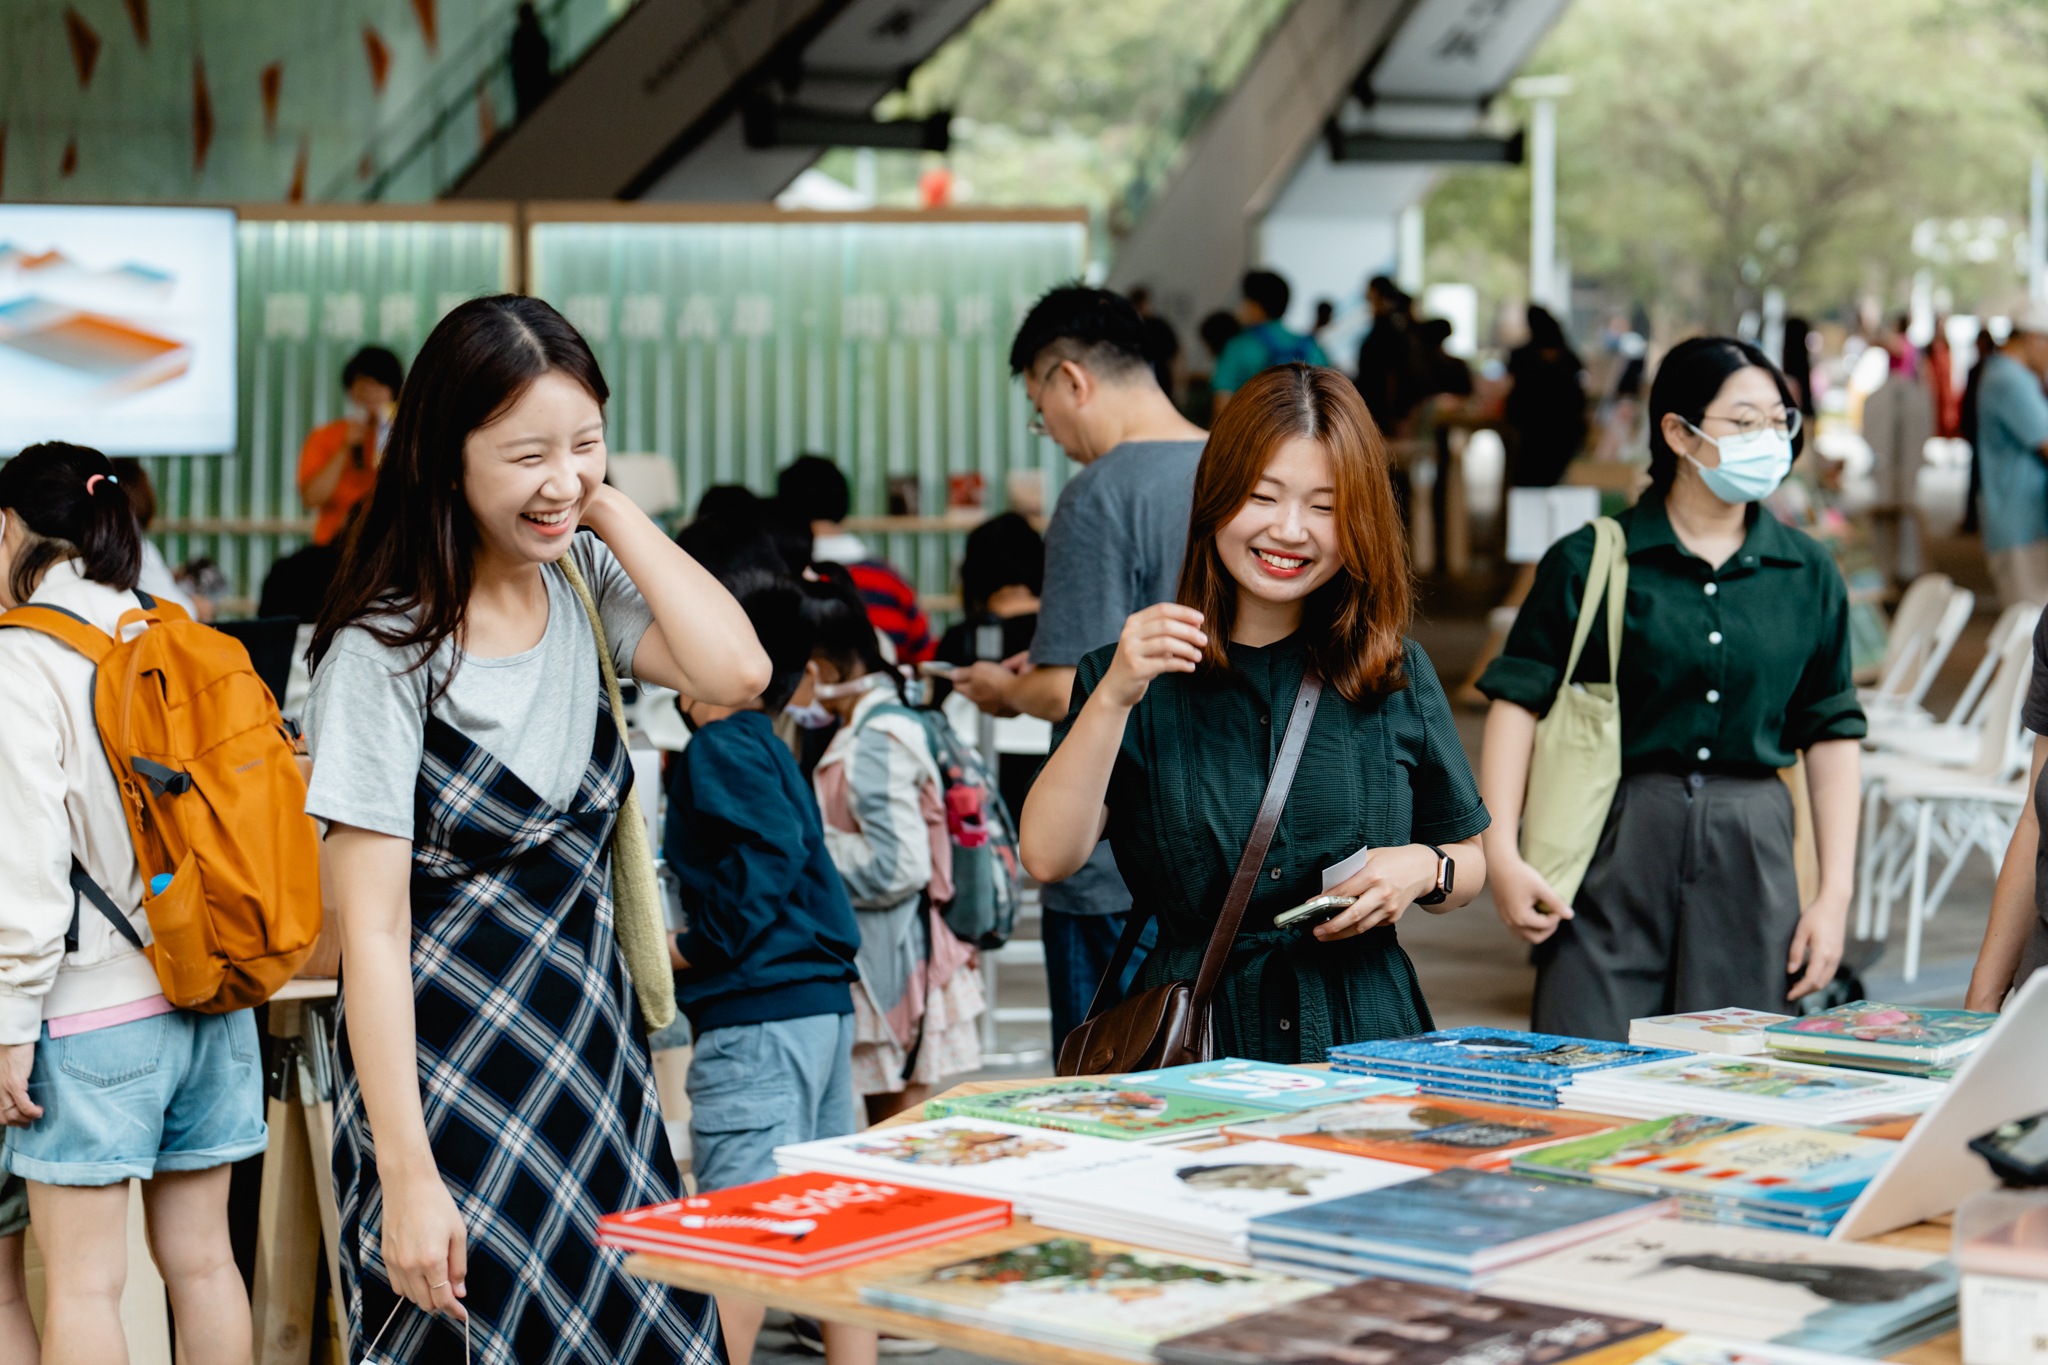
1662, 462, 1750, 570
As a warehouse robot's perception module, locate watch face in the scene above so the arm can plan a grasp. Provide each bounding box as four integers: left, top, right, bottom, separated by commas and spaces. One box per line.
1439, 852, 1454, 894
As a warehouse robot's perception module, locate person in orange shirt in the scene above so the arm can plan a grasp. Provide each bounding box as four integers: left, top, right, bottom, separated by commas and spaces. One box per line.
298, 347, 404, 546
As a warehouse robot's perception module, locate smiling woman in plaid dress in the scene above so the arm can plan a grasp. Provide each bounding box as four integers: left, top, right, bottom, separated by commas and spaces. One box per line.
303, 296, 770, 1362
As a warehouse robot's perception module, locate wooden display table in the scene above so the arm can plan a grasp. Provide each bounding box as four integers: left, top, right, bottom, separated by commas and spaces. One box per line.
626, 1076, 1963, 1365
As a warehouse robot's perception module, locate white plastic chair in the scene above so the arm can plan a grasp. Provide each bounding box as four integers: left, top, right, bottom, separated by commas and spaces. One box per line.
1860, 576, 1965, 723
1863, 602, 2038, 766
1857, 624, 2034, 980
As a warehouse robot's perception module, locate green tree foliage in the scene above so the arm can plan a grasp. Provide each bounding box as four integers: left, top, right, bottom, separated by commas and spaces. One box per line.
1431, 0, 2043, 329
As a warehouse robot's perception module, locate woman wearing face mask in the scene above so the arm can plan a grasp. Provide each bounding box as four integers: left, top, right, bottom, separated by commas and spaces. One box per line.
1478, 337, 1865, 1041
304, 297, 768, 1360
1023, 365, 1490, 1064
805, 568, 986, 1122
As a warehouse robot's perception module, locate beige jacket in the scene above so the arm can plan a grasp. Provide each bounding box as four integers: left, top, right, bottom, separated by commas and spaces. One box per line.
0, 561, 158, 1045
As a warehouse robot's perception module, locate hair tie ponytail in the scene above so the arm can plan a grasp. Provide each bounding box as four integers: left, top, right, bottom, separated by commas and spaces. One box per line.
84, 473, 120, 497
0, 443, 143, 600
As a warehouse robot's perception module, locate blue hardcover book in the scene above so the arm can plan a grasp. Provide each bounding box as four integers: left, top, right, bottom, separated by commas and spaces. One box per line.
1246, 1166, 1670, 1274
1329, 1028, 1685, 1086
1120, 1058, 1414, 1110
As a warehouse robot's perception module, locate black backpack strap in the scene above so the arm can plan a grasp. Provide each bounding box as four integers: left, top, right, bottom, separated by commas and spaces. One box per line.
134, 589, 158, 609
66, 856, 146, 955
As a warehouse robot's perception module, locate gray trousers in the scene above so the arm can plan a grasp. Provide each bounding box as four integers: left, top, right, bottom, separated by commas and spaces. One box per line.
1532, 771, 1802, 1042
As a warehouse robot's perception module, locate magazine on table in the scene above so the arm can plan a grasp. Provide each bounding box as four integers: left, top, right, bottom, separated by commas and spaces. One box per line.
1154, 1274, 1662, 1365
1223, 1094, 1623, 1170
1630, 1008, 1792, 1056
773, 1117, 1162, 1216
1488, 1219, 1958, 1356
1510, 1115, 1897, 1213
1122, 1058, 1415, 1110
859, 1237, 1327, 1361
925, 1079, 1284, 1141
1330, 1029, 1686, 1085
1029, 1140, 1427, 1263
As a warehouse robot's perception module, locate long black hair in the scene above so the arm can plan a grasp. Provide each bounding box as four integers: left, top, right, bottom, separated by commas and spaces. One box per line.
1646, 336, 1802, 493
310, 295, 608, 681
804, 563, 908, 704
0, 441, 142, 602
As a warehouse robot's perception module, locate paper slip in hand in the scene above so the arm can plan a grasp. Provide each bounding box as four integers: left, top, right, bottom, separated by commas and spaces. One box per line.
1323, 844, 1371, 893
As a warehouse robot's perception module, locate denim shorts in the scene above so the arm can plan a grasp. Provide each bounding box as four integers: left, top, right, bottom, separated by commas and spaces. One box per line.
2, 1008, 268, 1185
687, 1012, 858, 1193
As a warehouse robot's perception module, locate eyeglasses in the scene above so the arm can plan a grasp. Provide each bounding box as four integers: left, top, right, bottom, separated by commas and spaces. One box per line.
1026, 410, 1049, 437
1699, 407, 1802, 441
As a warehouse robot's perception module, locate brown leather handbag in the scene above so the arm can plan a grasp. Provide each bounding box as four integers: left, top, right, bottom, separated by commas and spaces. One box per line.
1055, 672, 1325, 1076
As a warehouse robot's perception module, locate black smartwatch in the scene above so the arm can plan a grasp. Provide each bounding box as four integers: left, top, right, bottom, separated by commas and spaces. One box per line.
1414, 844, 1453, 905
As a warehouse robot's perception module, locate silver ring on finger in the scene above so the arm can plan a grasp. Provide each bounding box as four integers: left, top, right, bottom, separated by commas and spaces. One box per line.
430, 1280, 450, 1290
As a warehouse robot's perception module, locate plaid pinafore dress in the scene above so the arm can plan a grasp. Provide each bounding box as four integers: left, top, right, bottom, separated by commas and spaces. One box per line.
332, 690, 722, 1364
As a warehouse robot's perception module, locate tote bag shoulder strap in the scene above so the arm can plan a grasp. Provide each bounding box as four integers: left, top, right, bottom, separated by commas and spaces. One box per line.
1556, 517, 1629, 694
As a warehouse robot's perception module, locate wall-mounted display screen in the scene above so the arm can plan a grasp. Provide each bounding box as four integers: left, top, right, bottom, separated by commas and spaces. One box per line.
0, 205, 237, 455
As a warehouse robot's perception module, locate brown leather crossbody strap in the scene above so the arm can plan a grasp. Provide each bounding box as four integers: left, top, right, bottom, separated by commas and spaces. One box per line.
1189, 671, 1324, 1007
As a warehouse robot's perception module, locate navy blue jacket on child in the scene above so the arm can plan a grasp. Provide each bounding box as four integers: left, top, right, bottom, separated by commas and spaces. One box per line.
663, 709, 860, 1032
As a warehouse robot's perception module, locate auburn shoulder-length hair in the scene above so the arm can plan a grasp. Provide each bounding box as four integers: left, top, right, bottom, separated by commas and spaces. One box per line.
1176, 363, 1411, 701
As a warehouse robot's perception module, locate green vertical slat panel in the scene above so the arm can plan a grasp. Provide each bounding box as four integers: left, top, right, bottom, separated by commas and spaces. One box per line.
193, 217, 513, 606
527, 218, 1086, 614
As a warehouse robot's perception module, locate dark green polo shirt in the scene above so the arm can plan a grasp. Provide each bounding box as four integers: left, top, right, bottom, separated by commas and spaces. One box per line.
1478, 492, 1866, 773
1052, 632, 1491, 1062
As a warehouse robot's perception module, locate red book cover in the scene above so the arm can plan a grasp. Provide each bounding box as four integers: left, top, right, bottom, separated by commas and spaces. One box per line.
598, 1173, 1011, 1276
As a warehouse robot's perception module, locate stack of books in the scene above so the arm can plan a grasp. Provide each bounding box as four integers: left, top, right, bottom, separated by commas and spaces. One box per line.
1761, 1002, 1998, 1077
1328, 1028, 1686, 1108
924, 1078, 1283, 1143
595, 1174, 1010, 1276
1120, 1057, 1414, 1108
1489, 1218, 1958, 1356
1154, 1275, 1661, 1365
773, 1117, 1159, 1217
1510, 1113, 1899, 1236
1555, 1054, 1946, 1125
1027, 1139, 1426, 1264
1222, 1094, 1623, 1171
1244, 1165, 1671, 1288
1630, 1007, 1791, 1055
858, 1236, 1327, 1362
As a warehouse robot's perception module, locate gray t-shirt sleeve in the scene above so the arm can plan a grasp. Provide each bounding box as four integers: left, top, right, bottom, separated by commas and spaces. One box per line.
1031, 469, 1132, 668
569, 534, 655, 679
2026, 607, 2048, 737
303, 627, 431, 839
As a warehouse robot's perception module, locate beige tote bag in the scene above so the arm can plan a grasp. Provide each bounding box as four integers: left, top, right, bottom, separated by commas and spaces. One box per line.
561, 556, 678, 1033
1519, 516, 1628, 907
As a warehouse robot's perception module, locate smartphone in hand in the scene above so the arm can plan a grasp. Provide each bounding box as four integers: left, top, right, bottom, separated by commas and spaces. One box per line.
1272, 895, 1357, 931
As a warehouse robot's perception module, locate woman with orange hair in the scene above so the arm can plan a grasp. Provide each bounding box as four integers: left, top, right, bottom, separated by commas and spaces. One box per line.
1021, 364, 1488, 1062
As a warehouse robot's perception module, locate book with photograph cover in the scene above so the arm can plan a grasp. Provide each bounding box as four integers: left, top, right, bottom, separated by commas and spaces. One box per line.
926, 1079, 1281, 1141
1225, 1095, 1622, 1170
1511, 1115, 1895, 1214
859, 1237, 1327, 1361
1154, 1275, 1661, 1365
1123, 1058, 1414, 1110
1762, 1003, 1997, 1065
1330, 1029, 1685, 1086
773, 1117, 1162, 1215
1562, 1057, 1943, 1122
1489, 1219, 1958, 1356
1630, 1008, 1792, 1056
1247, 1167, 1670, 1275
596, 1174, 1010, 1276
1604, 1332, 1890, 1365
1030, 1140, 1427, 1262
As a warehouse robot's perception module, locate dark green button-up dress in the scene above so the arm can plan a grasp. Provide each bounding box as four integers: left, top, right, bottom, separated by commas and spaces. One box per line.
1053, 632, 1490, 1064
1478, 493, 1867, 769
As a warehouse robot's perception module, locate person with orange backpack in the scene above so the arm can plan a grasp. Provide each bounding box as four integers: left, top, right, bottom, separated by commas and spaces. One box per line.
0, 442, 273, 1365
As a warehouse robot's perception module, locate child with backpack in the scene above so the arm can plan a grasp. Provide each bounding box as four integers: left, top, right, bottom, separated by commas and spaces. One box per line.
806, 569, 990, 1124
658, 541, 873, 1365
0, 442, 268, 1365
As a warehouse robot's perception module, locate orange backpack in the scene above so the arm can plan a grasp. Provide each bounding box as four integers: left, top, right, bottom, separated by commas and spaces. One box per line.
0, 592, 322, 1010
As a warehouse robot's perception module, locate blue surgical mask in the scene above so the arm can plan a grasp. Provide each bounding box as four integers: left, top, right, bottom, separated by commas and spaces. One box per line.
1683, 422, 1793, 504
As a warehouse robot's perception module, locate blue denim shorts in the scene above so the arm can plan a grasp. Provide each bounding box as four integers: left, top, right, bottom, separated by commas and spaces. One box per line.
2, 1008, 268, 1185
687, 1012, 858, 1193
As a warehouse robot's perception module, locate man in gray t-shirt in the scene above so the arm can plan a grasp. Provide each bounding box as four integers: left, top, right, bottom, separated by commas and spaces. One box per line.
955, 286, 1208, 1056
